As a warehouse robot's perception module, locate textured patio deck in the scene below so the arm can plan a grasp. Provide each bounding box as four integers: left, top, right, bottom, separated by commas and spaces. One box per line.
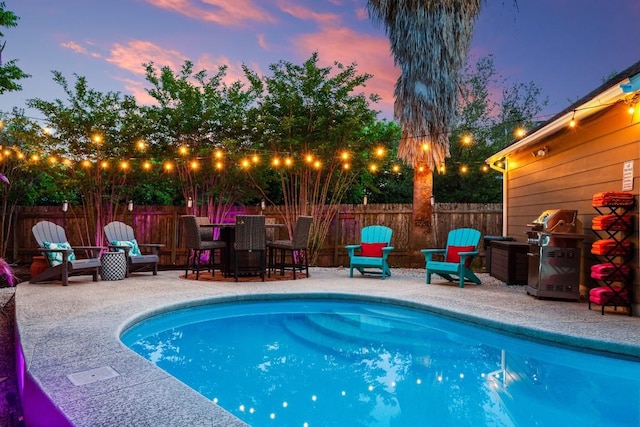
15, 268, 640, 426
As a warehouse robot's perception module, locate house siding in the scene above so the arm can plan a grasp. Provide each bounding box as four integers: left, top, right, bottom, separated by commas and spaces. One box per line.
504, 102, 639, 311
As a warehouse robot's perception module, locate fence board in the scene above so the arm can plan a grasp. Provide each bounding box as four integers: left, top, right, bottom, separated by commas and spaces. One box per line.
9, 203, 503, 269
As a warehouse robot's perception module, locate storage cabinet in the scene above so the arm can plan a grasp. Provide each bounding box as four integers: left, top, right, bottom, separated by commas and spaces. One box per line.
490, 240, 529, 285
589, 192, 635, 316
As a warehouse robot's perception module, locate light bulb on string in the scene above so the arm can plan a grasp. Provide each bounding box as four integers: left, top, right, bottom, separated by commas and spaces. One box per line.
569, 111, 576, 128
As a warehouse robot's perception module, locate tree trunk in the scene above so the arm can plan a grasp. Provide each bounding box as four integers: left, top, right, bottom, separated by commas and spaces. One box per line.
409, 169, 435, 265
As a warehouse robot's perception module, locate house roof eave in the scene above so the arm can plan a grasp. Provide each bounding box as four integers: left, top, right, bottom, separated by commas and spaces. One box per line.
485, 81, 629, 167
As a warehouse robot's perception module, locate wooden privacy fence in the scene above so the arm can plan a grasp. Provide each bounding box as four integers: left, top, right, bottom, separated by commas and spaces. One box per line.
9, 203, 503, 269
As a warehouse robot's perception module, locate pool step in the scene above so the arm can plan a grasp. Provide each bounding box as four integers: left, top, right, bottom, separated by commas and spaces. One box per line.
283, 315, 369, 358
283, 311, 450, 358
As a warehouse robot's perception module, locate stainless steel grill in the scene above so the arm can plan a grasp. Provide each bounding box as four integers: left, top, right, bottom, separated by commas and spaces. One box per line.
525, 209, 585, 300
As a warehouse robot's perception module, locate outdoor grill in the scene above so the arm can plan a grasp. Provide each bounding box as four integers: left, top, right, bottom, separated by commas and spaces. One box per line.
525, 209, 585, 300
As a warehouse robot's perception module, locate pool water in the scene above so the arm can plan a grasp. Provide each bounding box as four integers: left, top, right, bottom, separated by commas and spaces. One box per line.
121, 299, 640, 426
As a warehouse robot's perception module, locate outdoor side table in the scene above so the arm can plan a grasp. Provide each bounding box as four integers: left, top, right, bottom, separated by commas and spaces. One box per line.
100, 251, 128, 281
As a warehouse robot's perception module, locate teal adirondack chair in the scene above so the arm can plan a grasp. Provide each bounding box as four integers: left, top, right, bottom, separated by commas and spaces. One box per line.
345, 225, 394, 279
421, 228, 482, 288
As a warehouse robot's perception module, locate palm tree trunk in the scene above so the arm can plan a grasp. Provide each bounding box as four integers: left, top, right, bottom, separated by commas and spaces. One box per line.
410, 169, 435, 263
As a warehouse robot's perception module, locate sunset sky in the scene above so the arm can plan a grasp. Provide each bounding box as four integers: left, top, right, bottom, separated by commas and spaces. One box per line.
2, 0, 640, 124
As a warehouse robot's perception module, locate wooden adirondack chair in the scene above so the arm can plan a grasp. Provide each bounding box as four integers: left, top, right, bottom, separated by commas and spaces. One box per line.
30, 221, 102, 286
104, 221, 164, 276
421, 228, 482, 288
345, 225, 394, 279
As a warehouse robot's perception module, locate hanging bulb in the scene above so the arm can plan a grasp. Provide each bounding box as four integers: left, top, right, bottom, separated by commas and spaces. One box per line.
569, 111, 576, 128
628, 105, 635, 115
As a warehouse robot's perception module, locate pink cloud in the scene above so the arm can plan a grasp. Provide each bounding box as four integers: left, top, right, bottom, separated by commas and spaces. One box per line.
292, 26, 398, 118
257, 33, 269, 50
61, 41, 102, 58
107, 40, 188, 75
117, 77, 157, 105
107, 42, 258, 105
146, 0, 276, 26
276, 0, 341, 26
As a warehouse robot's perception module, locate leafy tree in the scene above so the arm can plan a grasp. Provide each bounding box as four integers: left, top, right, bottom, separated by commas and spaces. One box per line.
348, 120, 411, 204
434, 55, 547, 202
27, 72, 146, 245
0, 112, 58, 258
0, 2, 29, 94
142, 60, 262, 221
246, 52, 391, 263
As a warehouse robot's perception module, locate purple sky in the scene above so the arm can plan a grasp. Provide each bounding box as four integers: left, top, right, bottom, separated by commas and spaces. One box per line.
2, 0, 640, 124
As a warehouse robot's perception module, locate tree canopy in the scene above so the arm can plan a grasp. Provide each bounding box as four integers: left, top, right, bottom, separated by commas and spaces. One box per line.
0, 2, 29, 94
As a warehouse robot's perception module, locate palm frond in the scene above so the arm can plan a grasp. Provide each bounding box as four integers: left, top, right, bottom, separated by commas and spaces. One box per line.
368, 0, 482, 170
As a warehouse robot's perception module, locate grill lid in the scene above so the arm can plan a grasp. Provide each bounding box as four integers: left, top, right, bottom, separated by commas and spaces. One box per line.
527, 209, 578, 233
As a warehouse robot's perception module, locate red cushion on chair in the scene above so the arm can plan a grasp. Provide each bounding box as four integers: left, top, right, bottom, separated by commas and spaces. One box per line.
360, 242, 387, 257
446, 245, 476, 267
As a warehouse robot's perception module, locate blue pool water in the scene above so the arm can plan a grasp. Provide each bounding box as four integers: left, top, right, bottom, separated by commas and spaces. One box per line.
121, 298, 640, 426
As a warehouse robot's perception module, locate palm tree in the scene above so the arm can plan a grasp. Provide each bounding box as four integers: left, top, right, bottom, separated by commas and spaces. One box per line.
367, 0, 483, 253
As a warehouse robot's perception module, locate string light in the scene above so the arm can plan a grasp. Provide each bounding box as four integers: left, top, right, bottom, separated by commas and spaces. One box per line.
514, 127, 527, 138
569, 111, 576, 128
461, 134, 472, 145
0, 143, 497, 177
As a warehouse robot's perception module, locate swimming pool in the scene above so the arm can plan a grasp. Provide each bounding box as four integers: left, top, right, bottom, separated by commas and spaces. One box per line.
122, 298, 640, 426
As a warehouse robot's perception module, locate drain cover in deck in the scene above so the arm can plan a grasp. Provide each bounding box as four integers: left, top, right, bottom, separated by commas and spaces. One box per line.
67, 366, 120, 386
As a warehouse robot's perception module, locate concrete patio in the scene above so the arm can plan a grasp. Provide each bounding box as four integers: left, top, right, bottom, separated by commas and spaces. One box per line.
15, 268, 640, 426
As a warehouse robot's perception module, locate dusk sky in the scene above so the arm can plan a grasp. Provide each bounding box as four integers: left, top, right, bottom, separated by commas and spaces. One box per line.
2, 0, 640, 124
